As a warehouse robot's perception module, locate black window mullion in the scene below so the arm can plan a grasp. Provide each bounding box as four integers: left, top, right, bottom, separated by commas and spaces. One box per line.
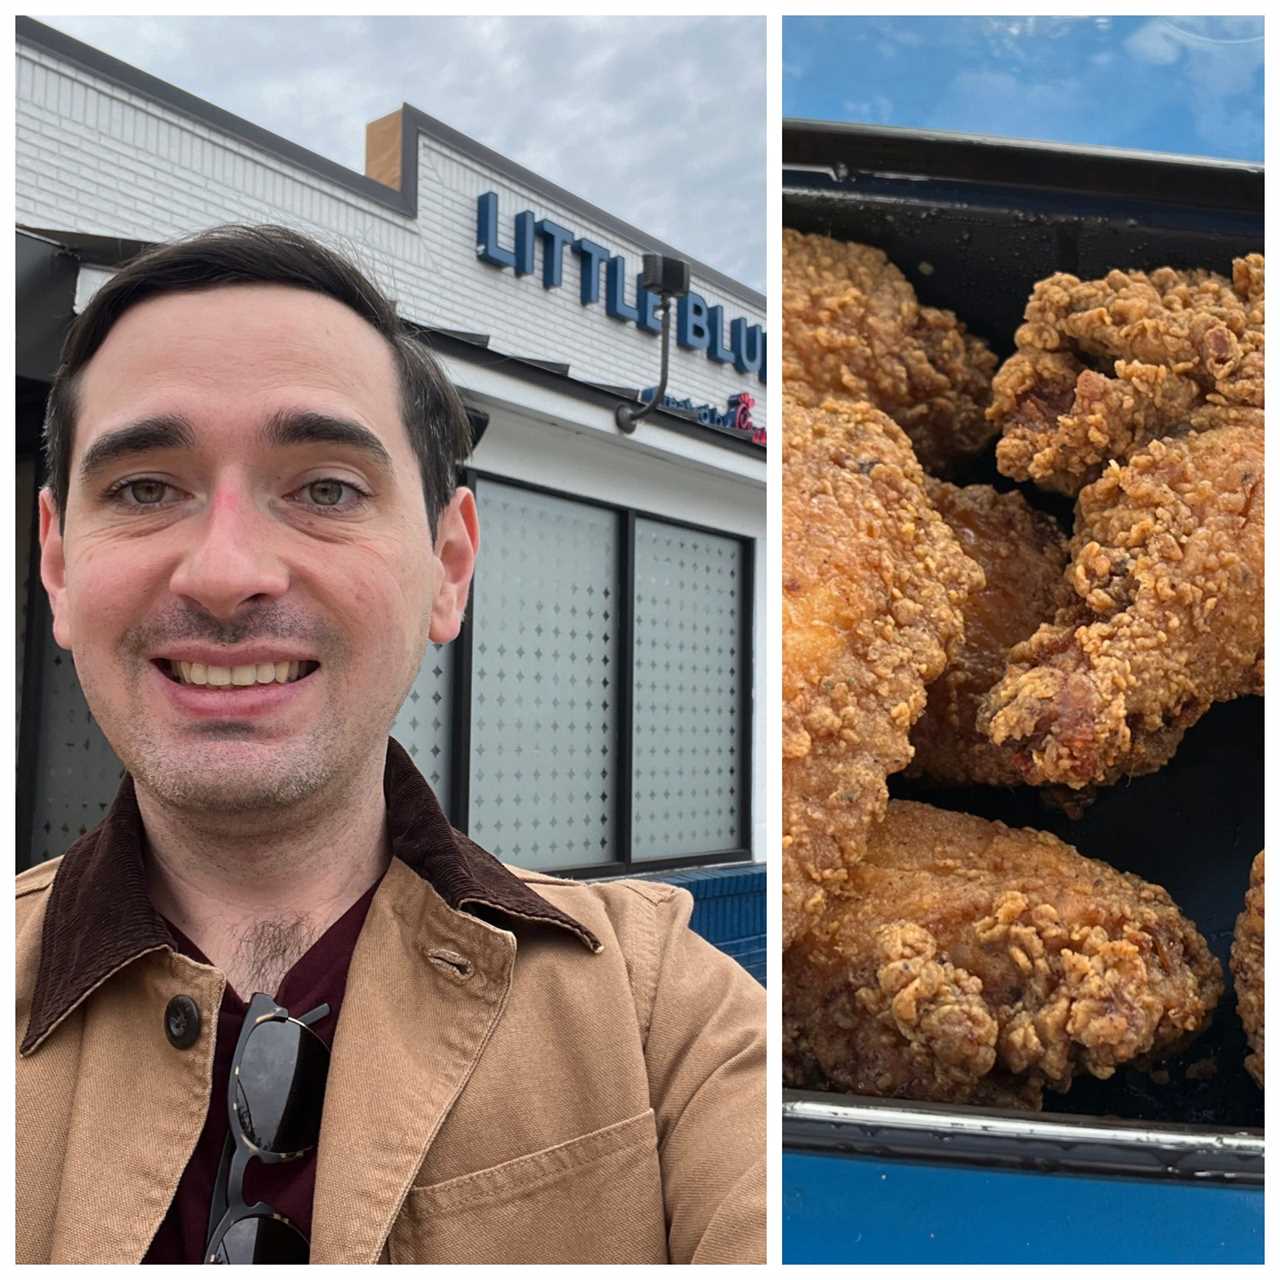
616, 510, 636, 870
17, 462, 48, 872
737, 537, 754, 855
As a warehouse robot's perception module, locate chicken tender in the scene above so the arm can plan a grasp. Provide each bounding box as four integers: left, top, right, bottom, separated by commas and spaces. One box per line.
783, 801, 1223, 1109
979, 426, 1264, 789
1231, 851, 1264, 1088
991, 256, 1264, 495
783, 400, 983, 948
783, 228, 999, 474
908, 480, 1070, 787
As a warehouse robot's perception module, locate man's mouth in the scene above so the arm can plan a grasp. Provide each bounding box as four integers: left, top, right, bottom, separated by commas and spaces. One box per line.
157, 659, 320, 687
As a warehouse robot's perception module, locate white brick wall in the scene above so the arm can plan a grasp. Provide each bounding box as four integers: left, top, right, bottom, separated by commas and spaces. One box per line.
15, 39, 768, 441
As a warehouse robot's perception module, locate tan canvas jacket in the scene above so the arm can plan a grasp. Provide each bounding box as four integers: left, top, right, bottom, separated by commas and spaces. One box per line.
16, 742, 765, 1264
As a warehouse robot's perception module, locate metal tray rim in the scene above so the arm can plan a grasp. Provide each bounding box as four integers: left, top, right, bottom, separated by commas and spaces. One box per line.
782, 117, 1263, 221
783, 1090, 1264, 1187
783, 116, 1265, 176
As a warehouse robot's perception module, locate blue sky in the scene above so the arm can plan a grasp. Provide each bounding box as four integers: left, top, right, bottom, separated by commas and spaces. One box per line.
783, 16, 1262, 163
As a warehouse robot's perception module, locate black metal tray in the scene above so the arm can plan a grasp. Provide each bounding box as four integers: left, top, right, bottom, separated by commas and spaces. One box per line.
782, 120, 1264, 1171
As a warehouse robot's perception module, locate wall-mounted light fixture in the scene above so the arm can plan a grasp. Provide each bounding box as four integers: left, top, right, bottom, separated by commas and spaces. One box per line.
615, 253, 690, 434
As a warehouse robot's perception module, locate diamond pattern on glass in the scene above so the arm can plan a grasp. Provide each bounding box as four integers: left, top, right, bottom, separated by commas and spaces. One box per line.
468, 481, 619, 870
17, 455, 35, 752
391, 641, 454, 812
632, 520, 744, 858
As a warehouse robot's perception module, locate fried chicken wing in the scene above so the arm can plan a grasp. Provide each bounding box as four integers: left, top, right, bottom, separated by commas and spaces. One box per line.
783, 801, 1223, 1109
979, 426, 1264, 788
783, 228, 999, 475
782, 400, 983, 948
991, 256, 1264, 495
908, 480, 1070, 787
1231, 851, 1264, 1088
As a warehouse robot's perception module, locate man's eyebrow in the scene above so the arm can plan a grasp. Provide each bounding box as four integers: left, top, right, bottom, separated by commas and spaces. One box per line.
262, 409, 394, 467
77, 415, 197, 484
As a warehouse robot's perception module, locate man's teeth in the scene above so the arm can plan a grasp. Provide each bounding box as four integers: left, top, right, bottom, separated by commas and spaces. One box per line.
173, 660, 314, 686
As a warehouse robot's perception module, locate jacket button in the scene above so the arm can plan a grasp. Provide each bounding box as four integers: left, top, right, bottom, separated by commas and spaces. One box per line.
164, 995, 201, 1049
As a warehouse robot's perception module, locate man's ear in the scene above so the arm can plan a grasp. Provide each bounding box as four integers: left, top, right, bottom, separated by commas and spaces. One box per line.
38, 488, 74, 651
428, 487, 479, 643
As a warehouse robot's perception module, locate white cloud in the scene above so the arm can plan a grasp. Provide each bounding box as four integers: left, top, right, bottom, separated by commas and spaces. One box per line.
1124, 19, 1184, 67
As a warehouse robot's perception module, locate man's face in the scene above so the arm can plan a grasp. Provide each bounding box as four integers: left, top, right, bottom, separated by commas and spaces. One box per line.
40, 283, 477, 816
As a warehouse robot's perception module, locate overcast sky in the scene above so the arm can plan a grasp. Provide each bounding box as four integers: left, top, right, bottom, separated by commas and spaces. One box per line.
38, 15, 765, 292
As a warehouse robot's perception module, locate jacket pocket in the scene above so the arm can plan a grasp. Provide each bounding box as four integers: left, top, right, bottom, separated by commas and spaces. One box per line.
388, 1109, 668, 1264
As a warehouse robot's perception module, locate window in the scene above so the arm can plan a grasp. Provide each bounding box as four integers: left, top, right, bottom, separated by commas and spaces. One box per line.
459, 472, 753, 876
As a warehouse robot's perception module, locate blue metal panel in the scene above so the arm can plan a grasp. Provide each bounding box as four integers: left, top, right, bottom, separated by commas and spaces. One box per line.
783, 1151, 1264, 1264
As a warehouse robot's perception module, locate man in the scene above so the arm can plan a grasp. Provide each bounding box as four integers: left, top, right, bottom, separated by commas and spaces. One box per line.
16, 225, 765, 1264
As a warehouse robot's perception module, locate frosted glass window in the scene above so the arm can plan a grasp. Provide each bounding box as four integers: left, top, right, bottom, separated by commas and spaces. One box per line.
632, 520, 744, 858
391, 642, 455, 814
28, 640, 126, 867
468, 482, 619, 870
17, 455, 35, 752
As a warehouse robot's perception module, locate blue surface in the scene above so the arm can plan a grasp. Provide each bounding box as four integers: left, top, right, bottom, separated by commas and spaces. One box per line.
784, 1152, 1264, 1264
783, 16, 1263, 163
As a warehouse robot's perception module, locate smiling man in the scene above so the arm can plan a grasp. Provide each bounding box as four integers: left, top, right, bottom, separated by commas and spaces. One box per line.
15, 226, 765, 1265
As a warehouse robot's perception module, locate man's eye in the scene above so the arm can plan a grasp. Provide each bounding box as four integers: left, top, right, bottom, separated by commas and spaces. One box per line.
111, 478, 176, 506
297, 479, 366, 509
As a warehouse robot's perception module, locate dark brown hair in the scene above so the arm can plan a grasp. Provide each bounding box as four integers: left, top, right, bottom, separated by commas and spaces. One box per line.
43, 224, 472, 533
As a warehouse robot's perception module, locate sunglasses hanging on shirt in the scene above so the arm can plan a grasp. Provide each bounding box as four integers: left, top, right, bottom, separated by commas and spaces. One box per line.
204, 993, 330, 1265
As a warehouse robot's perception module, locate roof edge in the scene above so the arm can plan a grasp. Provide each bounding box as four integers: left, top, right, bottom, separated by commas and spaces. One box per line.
17, 16, 410, 214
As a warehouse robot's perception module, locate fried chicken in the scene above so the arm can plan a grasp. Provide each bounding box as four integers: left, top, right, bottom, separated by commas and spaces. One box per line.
783, 228, 999, 475
1231, 851, 1264, 1088
783, 800, 1223, 1109
979, 425, 1264, 789
990, 256, 1264, 495
782, 399, 983, 948
908, 480, 1070, 787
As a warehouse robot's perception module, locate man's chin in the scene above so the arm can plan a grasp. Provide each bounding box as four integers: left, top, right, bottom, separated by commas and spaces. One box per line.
125, 737, 340, 816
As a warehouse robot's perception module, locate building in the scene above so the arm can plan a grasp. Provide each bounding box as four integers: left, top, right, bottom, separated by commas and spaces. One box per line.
16, 18, 765, 979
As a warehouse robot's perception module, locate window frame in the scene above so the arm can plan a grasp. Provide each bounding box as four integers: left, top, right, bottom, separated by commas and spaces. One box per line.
455, 465, 755, 878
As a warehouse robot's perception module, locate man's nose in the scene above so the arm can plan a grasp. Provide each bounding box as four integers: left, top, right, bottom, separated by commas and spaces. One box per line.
167, 487, 290, 618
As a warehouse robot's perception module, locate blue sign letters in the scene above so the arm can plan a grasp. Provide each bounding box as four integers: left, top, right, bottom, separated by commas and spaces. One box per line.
476, 192, 765, 384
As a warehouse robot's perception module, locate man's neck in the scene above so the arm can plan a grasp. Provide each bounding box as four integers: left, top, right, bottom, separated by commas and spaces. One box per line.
139, 762, 391, 1000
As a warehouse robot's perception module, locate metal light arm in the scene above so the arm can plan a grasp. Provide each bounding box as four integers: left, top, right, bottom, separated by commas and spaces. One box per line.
615, 298, 672, 434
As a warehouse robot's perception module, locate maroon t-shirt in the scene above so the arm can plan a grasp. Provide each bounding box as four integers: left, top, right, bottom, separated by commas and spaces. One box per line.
143, 879, 381, 1264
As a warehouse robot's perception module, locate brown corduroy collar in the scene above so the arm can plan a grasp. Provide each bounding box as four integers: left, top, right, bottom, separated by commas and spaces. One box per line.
22, 738, 600, 1055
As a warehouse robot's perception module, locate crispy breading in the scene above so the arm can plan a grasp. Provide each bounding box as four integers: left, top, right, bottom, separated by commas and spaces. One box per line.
782, 400, 983, 948
990, 256, 1264, 495
908, 480, 1070, 787
1231, 851, 1265, 1088
783, 228, 998, 474
979, 426, 1264, 788
783, 801, 1223, 1109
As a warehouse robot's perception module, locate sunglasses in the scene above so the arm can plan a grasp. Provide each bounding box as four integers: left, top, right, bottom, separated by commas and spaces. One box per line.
204, 993, 330, 1265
